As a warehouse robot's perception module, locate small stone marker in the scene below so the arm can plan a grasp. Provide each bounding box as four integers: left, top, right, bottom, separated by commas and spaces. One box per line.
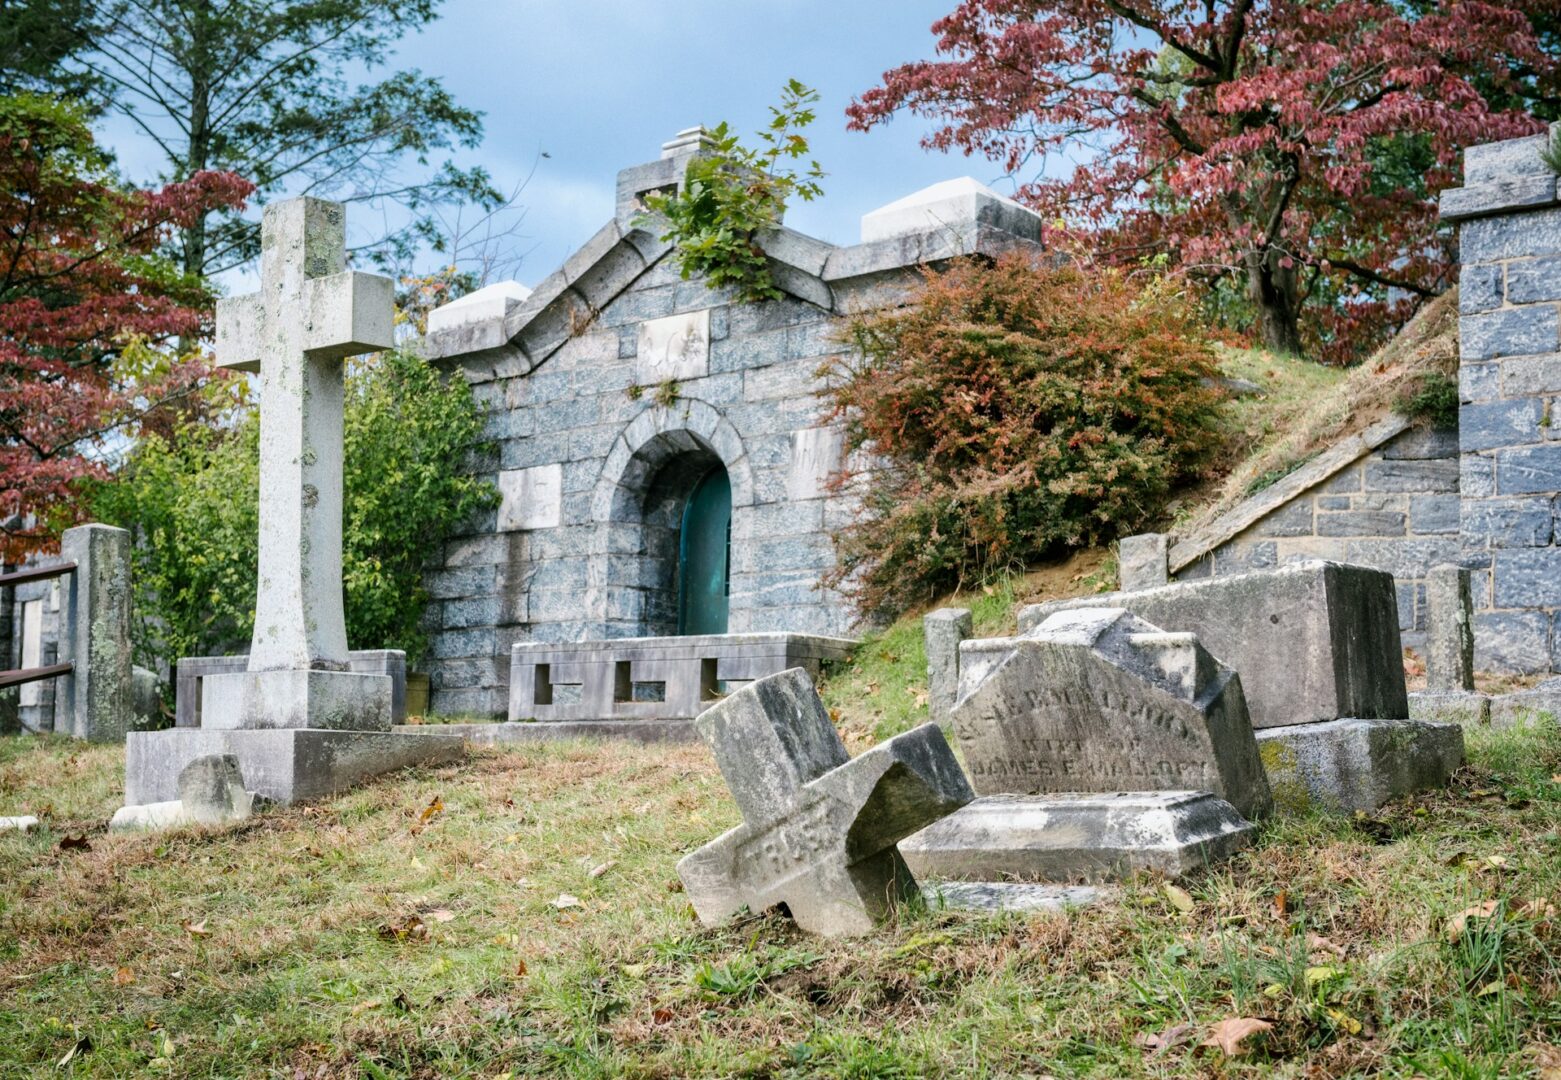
111, 755, 255, 831
1426, 565, 1475, 693
0, 816, 39, 833
954, 608, 1272, 819
58, 523, 133, 742
177, 755, 253, 825
923, 607, 972, 726
677, 668, 973, 937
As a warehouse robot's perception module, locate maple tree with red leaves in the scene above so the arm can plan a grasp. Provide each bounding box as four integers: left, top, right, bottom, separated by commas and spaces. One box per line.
0, 94, 252, 560
849, 1, 1560, 361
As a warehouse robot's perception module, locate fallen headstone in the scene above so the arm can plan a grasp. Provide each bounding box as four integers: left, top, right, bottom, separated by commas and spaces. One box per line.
902, 608, 1267, 884
112, 755, 255, 832
0, 815, 39, 833
677, 667, 973, 937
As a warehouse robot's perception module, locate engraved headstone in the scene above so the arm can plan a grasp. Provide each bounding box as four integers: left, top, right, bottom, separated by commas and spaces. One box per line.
902, 608, 1270, 884
954, 608, 1272, 820
677, 668, 973, 937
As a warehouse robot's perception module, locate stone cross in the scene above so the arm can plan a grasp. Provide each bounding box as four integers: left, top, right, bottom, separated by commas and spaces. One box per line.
677, 668, 974, 937
215, 198, 393, 672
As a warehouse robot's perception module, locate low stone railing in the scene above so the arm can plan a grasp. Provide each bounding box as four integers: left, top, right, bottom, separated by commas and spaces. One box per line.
508, 633, 857, 725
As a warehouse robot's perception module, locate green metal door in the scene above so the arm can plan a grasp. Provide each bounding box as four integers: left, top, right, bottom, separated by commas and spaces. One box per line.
678, 467, 731, 635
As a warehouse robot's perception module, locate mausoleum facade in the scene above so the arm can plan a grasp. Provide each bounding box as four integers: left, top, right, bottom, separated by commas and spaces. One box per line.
419, 129, 1045, 717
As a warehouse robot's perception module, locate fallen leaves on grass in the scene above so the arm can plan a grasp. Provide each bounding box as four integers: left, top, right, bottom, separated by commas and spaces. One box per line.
426, 909, 456, 923
56, 1035, 91, 1067
1163, 884, 1196, 913
378, 915, 428, 942
1447, 900, 1500, 943
112, 966, 135, 987
1203, 1017, 1273, 1057
551, 893, 581, 911
1135, 1023, 1194, 1056
182, 919, 210, 938
588, 860, 616, 879
412, 795, 444, 834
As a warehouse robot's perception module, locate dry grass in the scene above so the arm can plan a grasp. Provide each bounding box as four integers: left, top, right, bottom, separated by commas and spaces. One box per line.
3, 714, 1561, 1078
1175, 290, 1459, 535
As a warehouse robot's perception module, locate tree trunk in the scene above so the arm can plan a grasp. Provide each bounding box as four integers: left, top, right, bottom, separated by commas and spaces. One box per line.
1244, 247, 1304, 357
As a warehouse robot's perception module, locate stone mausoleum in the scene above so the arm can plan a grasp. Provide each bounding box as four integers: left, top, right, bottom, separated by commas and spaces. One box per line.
417, 128, 1046, 720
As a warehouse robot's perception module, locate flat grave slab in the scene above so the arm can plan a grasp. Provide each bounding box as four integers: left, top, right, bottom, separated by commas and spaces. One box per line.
1257, 718, 1464, 813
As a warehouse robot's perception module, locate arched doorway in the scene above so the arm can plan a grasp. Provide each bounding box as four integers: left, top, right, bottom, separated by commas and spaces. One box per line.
677, 466, 731, 635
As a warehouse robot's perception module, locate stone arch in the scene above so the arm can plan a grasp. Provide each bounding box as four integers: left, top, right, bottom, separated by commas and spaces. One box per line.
587, 399, 753, 637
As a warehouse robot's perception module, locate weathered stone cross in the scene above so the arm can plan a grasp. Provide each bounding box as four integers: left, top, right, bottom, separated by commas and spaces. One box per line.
677, 668, 973, 937
216, 198, 394, 673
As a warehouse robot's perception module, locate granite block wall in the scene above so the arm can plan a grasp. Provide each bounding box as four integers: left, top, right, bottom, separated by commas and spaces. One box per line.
1443, 126, 1561, 672
1175, 426, 1460, 655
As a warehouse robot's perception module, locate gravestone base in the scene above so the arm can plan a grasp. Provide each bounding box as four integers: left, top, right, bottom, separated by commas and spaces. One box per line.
201, 670, 392, 732
125, 727, 462, 806
1489, 688, 1561, 729
1409, 690, 1492, 727
1255, 718, 1463, 814
922, 881, 1106, 914
900, 791, 1256, 884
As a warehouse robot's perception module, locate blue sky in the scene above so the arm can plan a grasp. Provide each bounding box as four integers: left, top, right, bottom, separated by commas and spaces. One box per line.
306, 0, 1017, 288
410, 0, 991, 284
91, 1, 1017, 289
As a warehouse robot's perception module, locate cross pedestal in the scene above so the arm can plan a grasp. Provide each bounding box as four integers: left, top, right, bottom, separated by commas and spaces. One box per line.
677, 668, 973, 937
123, 198, 461, 808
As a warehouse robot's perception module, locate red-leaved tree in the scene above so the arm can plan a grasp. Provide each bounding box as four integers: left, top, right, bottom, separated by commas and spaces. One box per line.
0, 94, 252, 559
849, 1, 1558, 360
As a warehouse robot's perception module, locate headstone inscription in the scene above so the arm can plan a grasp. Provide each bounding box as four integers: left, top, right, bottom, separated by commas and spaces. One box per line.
677, 668, 974, 937
121, 198, 461, 807
901, 608, 1269, 884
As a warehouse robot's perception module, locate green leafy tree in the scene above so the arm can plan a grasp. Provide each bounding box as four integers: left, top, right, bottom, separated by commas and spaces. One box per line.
92, 350, 496, 672
6, 0, 501, 277
641, 79, 825, 304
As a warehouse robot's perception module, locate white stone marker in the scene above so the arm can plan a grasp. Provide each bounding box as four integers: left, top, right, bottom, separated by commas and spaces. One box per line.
205, 198, 395, 729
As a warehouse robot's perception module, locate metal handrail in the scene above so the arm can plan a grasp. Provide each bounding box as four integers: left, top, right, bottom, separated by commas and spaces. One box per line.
0, 561, 77, 589
0, 662, 73, 690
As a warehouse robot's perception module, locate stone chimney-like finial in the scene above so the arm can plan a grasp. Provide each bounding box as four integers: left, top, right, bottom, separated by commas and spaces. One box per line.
661, 126, 716, 160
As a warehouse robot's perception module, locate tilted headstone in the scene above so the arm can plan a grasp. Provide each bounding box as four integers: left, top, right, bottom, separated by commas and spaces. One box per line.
902, 608, 1268, 883
677, 668, 973, 937
121, 198, 461, 808
1018, 561, 1408, 729
954, 608, 1272, 819
923, 607, 972, 726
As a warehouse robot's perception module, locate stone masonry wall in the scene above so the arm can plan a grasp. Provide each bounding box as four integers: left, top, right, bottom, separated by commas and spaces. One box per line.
419, 263, 859, 718
1174, 426, 1460, 656
1441, 127, 1561, 673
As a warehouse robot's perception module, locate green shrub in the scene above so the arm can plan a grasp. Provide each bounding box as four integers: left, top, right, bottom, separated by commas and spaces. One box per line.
824, 256, 1225, 618
92, 349, 496, 674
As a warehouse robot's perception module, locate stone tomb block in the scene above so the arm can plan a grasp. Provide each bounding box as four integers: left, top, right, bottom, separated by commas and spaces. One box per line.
677, 668, 973, 937
954, 608, 1272, 820
1018, 561, 1409, 730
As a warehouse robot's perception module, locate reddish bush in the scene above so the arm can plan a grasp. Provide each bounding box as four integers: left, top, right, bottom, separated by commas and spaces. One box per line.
824, 255, 1224, 619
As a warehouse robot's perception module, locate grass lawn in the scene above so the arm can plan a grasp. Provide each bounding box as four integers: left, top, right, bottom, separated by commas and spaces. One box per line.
3, 716, 1561, 1079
